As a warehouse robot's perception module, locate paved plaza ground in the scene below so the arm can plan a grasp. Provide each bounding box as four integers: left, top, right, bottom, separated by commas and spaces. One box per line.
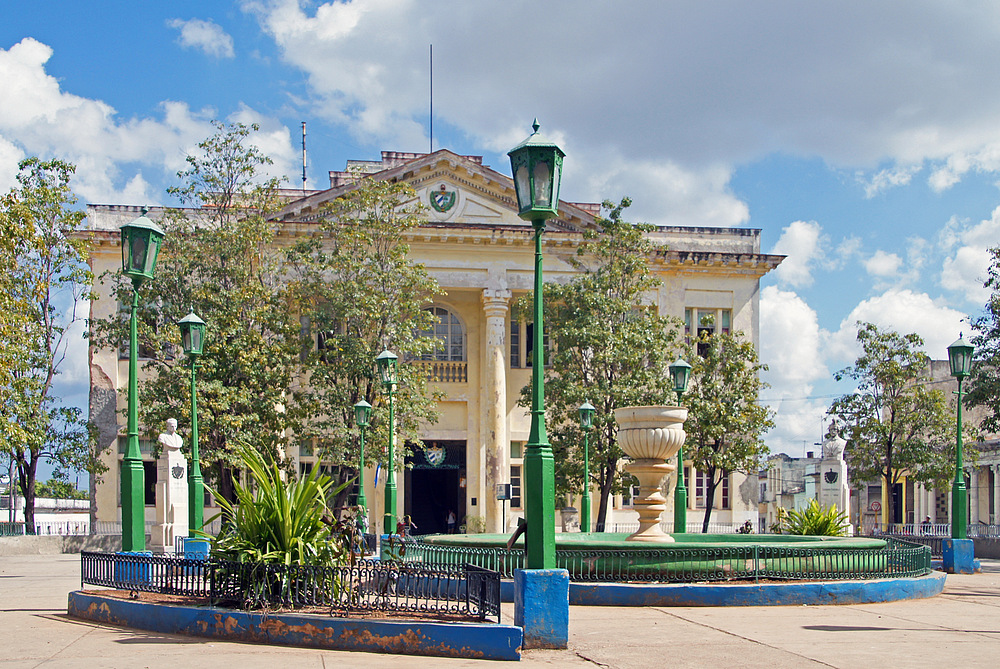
2, 552, 998, 668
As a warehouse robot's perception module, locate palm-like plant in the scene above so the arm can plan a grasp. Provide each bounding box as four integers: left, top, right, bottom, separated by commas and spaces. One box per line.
780, 500, 850, 537
210, 442, 349, 566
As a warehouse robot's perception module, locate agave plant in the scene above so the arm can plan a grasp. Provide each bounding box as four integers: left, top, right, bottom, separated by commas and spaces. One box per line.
209, 442, 349, 566
780, 500, 850, 537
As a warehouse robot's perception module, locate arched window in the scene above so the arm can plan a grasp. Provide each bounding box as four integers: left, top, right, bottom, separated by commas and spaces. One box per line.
417, 306, 465, 361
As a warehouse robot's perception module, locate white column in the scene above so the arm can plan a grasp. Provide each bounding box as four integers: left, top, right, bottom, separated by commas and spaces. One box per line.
993, 465, 1000, 525
482, 287, 511, 533
970, 468, 981, 524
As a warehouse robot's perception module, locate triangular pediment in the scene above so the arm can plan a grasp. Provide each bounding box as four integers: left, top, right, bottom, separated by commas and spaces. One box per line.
275, 149, 597, 233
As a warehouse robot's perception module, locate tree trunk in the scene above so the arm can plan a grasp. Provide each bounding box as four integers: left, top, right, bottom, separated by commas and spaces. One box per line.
18, 456, 38, 535
595, 460, 615, 532
701, 467, 720, 533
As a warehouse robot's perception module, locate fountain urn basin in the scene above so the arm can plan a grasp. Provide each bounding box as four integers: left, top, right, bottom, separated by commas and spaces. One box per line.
614, 406, 688, 542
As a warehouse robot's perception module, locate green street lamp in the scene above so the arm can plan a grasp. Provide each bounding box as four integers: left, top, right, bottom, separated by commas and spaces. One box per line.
508, 120, 564, 568
352, 399, 372, 527
578, 402, 596, 534
669, 358, 692, 535
947, 335, 974, 540
375, 350, 399, 535
119, 209, 164, 552
177, 309, 206, 537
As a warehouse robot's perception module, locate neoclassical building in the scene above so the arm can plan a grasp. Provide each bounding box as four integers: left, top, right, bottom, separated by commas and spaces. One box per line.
84, 149, 783, 536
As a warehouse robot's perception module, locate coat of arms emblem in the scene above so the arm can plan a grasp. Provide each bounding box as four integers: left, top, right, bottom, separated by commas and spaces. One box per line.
824, 471, 838, 484
172, 464, 185, 479
430, 184, 457, 212
425, 444, 447, 467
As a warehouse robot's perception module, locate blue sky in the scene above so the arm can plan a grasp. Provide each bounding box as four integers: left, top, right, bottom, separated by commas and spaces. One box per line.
2, 1, 998, 470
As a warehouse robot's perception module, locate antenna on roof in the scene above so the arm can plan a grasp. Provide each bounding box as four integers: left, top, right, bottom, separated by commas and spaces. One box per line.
429, 44, 433, 154
301, 121, 307, 191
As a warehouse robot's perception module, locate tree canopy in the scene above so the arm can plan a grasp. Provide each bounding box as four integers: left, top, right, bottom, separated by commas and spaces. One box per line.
827, 322, 955, 524
683, 329, 774, 532
967, 246, 1000, 435
0, 157, 100, 531
519, 198, 683, 530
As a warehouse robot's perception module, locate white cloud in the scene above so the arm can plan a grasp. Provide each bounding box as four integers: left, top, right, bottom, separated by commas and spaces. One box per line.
0, 38, 298, 204
168, 18, 236, 59
939, 206, 1000, 306
828, 289, 968, 365
759, 286, 830, 457
864, 250, 903, 278
771, 220, 823, 288
860, 165, 919, 197
246, 0, 1000, 201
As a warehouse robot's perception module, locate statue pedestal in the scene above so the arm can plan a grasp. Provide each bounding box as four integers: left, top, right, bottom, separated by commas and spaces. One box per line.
625, 460, 675, 541
151, 446, 188, 555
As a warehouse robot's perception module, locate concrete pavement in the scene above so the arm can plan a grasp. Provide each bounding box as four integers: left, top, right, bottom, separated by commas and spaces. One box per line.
2, 553, 998, 667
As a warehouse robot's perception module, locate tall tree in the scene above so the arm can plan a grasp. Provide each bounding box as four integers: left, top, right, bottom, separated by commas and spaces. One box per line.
286, 174, 443, 510
827, 322, 955, 525
967, 247, 1000, 434
684, 329, 774, 532
0, 158, 101, 531
92, 122, 299, 503
519, 198, 683, 531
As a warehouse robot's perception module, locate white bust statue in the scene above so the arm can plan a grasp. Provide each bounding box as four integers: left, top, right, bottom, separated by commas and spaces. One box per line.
822, 435, 846, 460
158, 418, 183, 451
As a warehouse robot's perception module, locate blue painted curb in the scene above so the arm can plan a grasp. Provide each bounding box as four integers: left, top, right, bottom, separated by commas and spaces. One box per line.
68, 591, 521, 661
501, 573, 945, 606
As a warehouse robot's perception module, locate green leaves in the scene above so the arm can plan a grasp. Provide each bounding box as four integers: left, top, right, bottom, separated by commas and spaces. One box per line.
828, 322, 955, 521
210, 442, 348, 566
968, 247, 1000, 435
779, 500, 850, 536
0, 157, 98, 530
684, 330, 774, 530
521, 198, 682, 526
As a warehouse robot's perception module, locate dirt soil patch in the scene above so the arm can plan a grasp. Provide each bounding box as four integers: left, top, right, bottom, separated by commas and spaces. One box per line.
86, 589, 488, 624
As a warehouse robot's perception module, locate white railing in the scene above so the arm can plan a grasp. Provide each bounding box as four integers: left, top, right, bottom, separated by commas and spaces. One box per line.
602, 520, 744, 534
863, 522, 1000, 538
413, 360, 468, 383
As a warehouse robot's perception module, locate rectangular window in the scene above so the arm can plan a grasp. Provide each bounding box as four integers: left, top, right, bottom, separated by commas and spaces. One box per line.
117, 438, 157, 456
685, 308, 732, 356
695, 470, 730, 509
510, 441, 522, 459
299, 439, 314, 457
510, 318, 520, 368
510, 465, 522, 508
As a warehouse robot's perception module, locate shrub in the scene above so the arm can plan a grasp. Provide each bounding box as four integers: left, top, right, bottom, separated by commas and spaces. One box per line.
780, 500, 850, 536
209, 443, 349, 566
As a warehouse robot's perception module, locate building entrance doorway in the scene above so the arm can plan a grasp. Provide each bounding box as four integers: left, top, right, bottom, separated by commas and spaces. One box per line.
404, 440, 465, 535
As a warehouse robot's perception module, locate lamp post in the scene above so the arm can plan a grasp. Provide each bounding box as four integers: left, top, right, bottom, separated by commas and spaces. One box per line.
119, 210, 164, 552
947, 335, 974, 540
375, 350, 399, 535
177, 309, 206, 537
577, 402, 596, 533
352, 399, 372, 526
508, 120, 564, 569
669, 358, 692, 535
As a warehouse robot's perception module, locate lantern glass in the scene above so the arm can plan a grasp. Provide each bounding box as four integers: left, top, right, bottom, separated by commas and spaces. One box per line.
669, 358, 693, 396
375, 350, 399, 388
507, 121, 565, 221
947, 336, 974, 379
120, 213, 164, 283
177, 310, 207, 357
353, 400, 372, 428
578, 402, 596, 430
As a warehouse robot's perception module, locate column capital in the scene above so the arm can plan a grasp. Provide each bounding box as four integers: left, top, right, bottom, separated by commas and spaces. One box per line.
482, 288, 512, 318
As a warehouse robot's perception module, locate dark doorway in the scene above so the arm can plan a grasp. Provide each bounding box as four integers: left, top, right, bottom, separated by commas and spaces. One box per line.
891, 483, 904, 524
405, 441, 465, 535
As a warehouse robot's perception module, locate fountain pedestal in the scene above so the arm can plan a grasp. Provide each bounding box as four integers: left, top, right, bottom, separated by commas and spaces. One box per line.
614, 406, 688, 543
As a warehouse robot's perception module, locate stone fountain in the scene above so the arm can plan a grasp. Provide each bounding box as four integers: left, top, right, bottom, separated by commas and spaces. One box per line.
614, 405, 687, 542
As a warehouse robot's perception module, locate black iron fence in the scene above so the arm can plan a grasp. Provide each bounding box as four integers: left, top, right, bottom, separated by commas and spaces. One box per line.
402, 537, 932, 583
79, 551, 500, 623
